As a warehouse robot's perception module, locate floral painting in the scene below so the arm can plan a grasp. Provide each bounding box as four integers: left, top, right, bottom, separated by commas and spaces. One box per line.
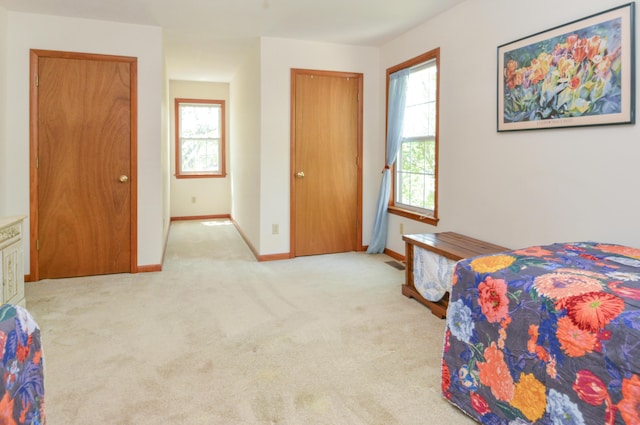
497, 4, 635, 131
442, 242, 640, 424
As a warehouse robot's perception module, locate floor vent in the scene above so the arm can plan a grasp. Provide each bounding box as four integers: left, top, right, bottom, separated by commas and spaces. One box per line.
385, 261, 405, 271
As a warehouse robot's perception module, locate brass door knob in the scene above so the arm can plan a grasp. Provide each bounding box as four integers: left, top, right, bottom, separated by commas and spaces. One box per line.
119, 175, 129, 183
296, 171, 305, 178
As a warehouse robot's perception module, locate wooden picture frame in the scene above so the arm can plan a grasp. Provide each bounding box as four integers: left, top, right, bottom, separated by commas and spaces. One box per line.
497, 3, 635, 131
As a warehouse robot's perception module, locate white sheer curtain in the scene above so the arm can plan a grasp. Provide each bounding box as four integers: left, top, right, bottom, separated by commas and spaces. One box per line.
367, 69, 409, 254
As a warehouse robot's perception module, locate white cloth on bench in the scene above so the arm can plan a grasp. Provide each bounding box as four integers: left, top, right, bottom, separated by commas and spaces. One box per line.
413, 246, 456, 301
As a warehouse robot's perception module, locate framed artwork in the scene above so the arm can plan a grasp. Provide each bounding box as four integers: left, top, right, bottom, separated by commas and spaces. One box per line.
497, 3, 635, 131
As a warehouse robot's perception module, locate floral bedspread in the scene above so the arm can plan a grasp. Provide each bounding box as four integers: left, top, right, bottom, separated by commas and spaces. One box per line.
441, 242, 640, 425
0, 304, 45, 424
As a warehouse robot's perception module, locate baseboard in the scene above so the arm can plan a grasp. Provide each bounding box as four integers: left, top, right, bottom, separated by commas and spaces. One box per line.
362, 245, 405, 262
170, 214, 231, 222
229, 218, 292, 262
229, 218, 260, 260
384, 248, 404, 262
257, 253, 292, 262
160, 220, 171, 269
137, 264, 162, 273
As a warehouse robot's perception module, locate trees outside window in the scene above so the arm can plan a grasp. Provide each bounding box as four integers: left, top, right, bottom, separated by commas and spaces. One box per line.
175, 98, 226, 178
389, 49, 439, 225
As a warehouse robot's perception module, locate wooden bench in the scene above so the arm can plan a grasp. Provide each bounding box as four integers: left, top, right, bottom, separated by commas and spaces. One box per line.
402, 232, 509, 318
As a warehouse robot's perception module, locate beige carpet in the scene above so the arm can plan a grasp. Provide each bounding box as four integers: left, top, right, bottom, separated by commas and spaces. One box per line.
25, 219, 473, 424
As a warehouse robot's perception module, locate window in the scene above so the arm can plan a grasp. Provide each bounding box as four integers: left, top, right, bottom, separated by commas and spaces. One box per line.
175, 98, 226, 178
389, 49, 439, 225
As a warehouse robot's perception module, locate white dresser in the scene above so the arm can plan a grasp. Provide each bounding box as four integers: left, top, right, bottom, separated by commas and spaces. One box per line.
0, 216, 26, 307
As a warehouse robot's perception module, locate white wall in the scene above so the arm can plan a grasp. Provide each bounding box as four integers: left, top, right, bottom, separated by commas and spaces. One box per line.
169, 80, 231, 218
0, 5, 7, 215
381, 0, 640, 254
5, 12, 165, 269
230, 42, 262, 252
258, 37, 381, 256
162, 67, 171, 240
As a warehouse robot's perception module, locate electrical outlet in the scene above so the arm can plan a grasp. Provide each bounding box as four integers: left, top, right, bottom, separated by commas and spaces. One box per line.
191, 196, 196, 203
400, 223, 404, 234
272, 224, 279, 235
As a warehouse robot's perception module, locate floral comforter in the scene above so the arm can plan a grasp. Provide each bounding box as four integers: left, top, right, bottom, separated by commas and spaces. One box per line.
441, 242, 640, 425
0, 304, 45, 424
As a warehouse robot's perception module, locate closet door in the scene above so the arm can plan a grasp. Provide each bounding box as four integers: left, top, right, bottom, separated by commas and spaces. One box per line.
291, 70, 362, 256
31, 50, 138, 279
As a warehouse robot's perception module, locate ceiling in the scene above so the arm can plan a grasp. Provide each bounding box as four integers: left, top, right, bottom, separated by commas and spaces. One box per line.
0, 0, 465, 82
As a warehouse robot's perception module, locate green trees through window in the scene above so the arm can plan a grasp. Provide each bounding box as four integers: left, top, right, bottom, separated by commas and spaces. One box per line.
175, 98, 226, 178
390, 48, 439, 223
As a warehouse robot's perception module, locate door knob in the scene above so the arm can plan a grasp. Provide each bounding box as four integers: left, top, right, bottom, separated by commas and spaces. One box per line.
119, 175, 129, 183
296, 171, 305, 178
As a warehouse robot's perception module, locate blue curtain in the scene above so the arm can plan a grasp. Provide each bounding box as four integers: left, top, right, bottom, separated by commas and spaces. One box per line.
367, 69, 409, 254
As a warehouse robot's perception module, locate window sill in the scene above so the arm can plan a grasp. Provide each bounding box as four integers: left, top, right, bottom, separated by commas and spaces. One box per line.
388, 206, 439, 226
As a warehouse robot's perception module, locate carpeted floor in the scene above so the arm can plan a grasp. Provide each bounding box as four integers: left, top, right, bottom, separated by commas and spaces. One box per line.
25, 219, 473, 424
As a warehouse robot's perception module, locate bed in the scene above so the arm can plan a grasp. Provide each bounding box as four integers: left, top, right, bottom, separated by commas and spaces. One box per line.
0, 303, 45, 423
441, 242, 640, 424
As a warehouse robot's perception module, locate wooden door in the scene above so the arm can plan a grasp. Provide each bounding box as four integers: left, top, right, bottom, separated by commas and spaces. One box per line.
30, 50, 137, 279
291, 70, 362, 256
